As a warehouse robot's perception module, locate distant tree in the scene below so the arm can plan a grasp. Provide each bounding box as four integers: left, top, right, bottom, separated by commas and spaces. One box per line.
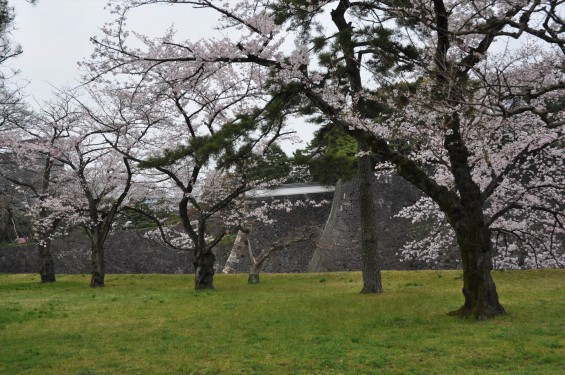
65, 91, 154, 287
0, 0, 36, 130
61, 146, 134, 288
0, 94, 87, 283
223, 187, 326, 284
0, 0, 61, 283
4, 90, 145, 287
0, 0, 39, 248
1, 120, 60, 282
221, 145, 327, 283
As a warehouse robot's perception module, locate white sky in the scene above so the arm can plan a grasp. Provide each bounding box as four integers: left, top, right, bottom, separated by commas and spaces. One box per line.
11, 0, 222, 101
12, 0, 111, 101
9, 0, 317, 154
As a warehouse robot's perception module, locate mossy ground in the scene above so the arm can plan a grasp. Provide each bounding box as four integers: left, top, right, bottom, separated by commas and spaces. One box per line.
1, 270, 564, 374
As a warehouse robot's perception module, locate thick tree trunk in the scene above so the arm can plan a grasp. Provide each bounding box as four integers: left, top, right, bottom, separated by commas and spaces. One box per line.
358, 149, 383, 294
449, 219, 505, 319
37, 242, 56, 283
90, 236, 105, 287
442, 112, 504, 319
193, 249, 215, 290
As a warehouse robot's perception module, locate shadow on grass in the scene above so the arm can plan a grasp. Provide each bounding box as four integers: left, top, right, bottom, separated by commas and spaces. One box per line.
0, 280, 85, 291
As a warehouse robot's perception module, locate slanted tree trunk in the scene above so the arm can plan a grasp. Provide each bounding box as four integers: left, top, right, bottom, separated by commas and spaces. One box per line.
222, 229, 249, 274
193, 248, 215, 290
37, 241, 56, 283
358, 145, 383, 294
222, 228, 260, 283
90, 232, 105, 287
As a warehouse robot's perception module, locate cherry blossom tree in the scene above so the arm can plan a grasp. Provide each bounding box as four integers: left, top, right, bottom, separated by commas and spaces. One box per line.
57, 97, 147, 287
0, 95, 79, 283
60, 144, 134, 288
225, 223, 319, 284
0, 0, 37, 247
313, 1, 563, 318
297, 1, 563, 318
4, 89, 146, 287
87, 0, 564, 317
82, 53, 293, 289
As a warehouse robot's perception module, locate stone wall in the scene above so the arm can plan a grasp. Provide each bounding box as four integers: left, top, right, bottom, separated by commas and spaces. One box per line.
0, 230, 232, 274
1, 177, 461, 275
308, 175, 437, 272
223, 175, 459, 274
246, 192, 334, 273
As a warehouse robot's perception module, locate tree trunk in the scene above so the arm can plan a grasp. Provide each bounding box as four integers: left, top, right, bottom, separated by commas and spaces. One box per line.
248, 273, 260, 284
443, 112, 504, 319
193, 248, 215, 290
222, 229, 248, 274
358, 148, 383, 294
448, 218, 505, 319
37, 241, 56, 283
90, 235, 105, 287
248, 253, 261, 284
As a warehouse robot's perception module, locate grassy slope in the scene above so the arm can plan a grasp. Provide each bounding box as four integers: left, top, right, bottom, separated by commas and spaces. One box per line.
0, 270, 563, 374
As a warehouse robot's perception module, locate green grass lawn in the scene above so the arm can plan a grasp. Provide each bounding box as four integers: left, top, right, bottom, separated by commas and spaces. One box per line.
0, 270, 564, 374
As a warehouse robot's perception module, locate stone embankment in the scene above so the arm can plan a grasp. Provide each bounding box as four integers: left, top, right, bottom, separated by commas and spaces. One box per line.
1, 179, 460, 274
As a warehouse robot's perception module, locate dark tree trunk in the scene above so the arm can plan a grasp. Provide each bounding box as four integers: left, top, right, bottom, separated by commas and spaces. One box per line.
248, 273, 260, 284
330, 0, 383, 293
443, 113, 504, 319
193, 248, 215, 290
358, 149, 383, 294
448, 217, 505, 319
37, 242, 56, 283
248, 256, 261, 284
90, 235, 105, 287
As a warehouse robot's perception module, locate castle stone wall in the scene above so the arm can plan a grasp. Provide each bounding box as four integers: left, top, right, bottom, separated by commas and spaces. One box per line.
308, 175, 435, 272
1, 177, 461, 275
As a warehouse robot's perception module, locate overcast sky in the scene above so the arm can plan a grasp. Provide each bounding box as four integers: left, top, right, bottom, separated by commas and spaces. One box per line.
11, 0, 220, 101
9, 0, 313, 153
11, 0, 106, 101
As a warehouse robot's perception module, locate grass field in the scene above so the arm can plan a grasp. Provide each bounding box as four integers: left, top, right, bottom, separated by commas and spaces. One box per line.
0, 270, 564, 374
